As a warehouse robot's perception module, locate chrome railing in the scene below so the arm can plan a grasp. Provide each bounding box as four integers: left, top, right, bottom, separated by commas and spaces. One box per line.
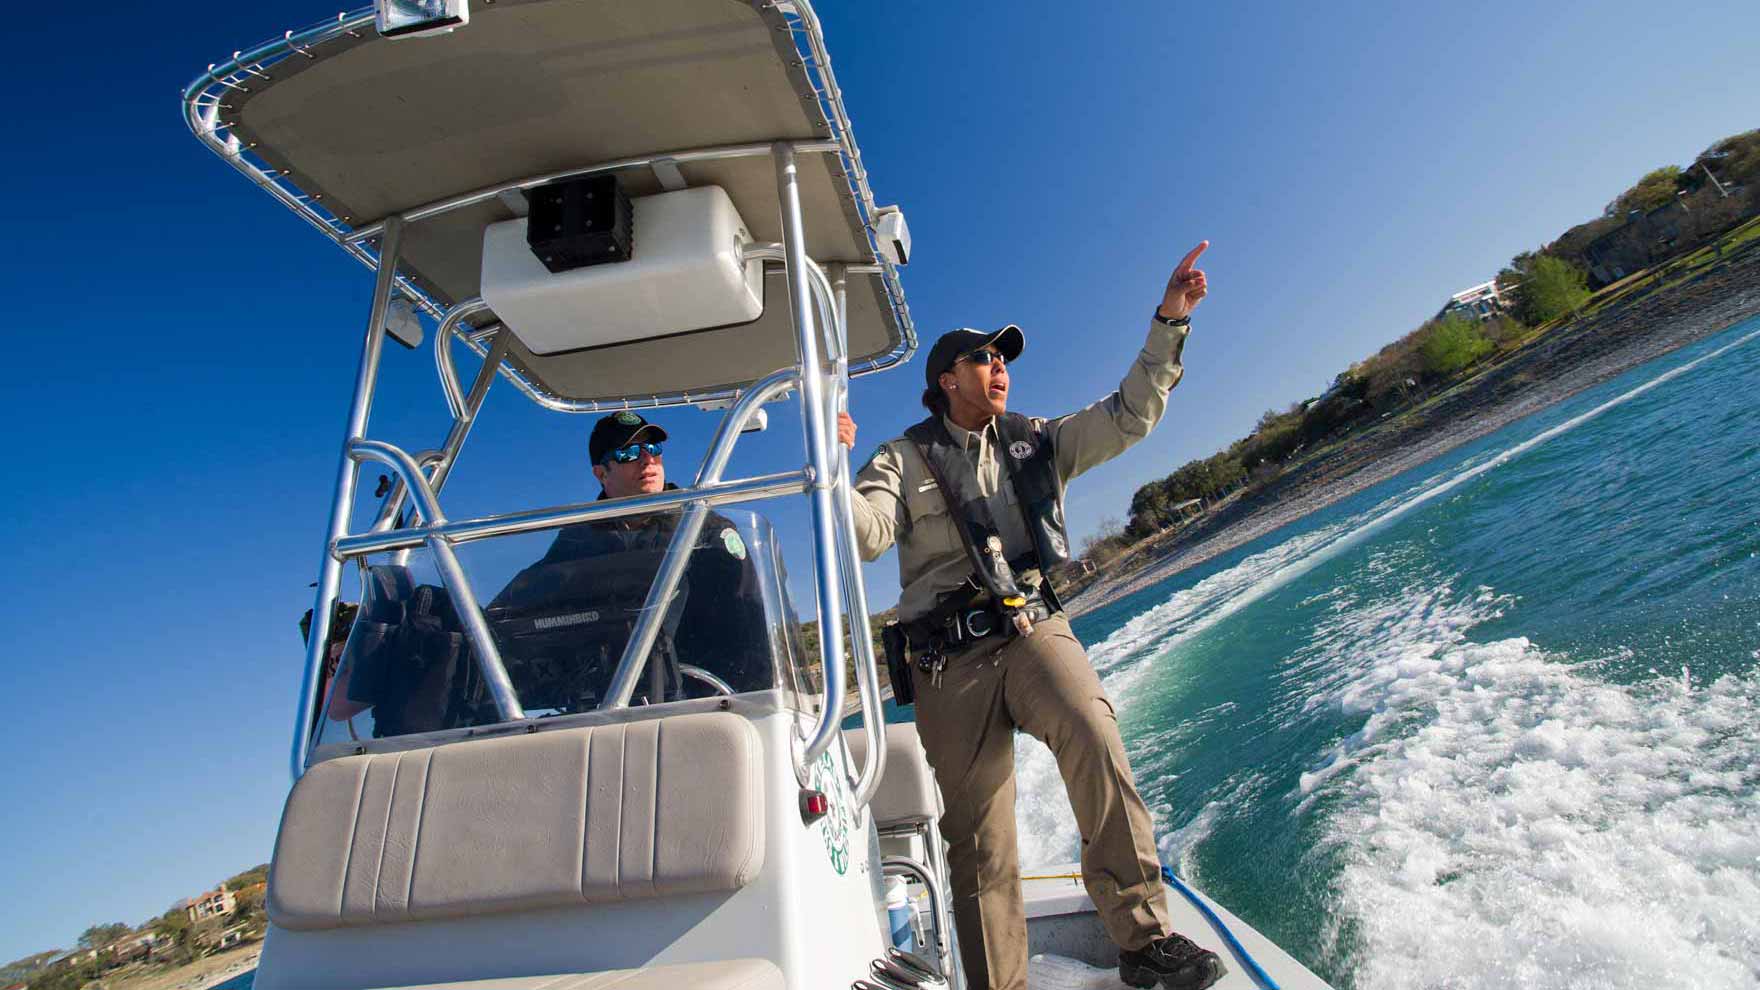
197, 8, 894, 802
180, 3, 916, 414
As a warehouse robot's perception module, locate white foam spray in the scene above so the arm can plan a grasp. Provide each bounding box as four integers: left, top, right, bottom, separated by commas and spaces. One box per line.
1005, 325, 1760, 986
1298, 574, 1760, 989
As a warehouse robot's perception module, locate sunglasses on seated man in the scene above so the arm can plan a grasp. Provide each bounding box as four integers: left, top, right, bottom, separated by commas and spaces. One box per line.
602, 441, 663, 465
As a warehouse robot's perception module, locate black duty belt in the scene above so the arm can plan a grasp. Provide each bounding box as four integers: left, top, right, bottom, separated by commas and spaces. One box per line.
902, 596, 1055, 652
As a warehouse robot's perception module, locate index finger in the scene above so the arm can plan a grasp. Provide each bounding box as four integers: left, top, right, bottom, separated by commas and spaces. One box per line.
1174, 241, 1210, 276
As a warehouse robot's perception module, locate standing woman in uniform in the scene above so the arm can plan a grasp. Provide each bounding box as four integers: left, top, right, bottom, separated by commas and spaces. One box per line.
838, 244, 1220, 990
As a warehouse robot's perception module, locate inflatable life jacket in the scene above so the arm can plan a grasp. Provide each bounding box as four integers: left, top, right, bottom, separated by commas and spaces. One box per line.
904, 412, 1071, 607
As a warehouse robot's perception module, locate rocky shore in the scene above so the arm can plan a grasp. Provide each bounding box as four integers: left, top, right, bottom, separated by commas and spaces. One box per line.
1067, 240, 1760, 613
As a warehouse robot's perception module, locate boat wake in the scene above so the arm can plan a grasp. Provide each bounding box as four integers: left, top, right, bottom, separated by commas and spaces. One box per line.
1298, 574, 1760, 989
1009, 323, 1760, 986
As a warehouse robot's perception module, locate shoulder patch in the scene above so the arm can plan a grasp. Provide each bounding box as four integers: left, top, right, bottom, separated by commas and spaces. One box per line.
1008, 439, 1036, 460
719, 526, 747, 560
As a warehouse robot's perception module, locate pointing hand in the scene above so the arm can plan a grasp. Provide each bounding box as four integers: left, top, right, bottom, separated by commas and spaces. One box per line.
1158, 241, 1210, 321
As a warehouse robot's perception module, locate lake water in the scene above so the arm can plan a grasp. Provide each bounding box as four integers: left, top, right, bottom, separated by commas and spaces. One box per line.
1014, 315, 1760, 988
221, 317, 1759, 990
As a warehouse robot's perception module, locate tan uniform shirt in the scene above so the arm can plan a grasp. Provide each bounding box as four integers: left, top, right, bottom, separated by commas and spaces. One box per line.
851, 318, 1189, 621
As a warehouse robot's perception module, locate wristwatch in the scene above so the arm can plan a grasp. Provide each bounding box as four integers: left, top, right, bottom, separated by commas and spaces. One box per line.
1153, 309, 1191, 328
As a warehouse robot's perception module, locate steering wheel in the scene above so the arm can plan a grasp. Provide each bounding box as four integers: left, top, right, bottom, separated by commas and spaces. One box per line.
678, 663, 736, 698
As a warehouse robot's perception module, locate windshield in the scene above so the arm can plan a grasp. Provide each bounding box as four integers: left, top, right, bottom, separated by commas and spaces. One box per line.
312, 508, 798, 747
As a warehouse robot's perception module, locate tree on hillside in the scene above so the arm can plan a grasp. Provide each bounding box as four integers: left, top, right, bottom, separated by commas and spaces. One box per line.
231, 884, 267, 932
1696, 129, 1760, 186
1418, 314, 1493, 376
1202, 452, 1246, 494
1080, 516, 1129, 567
2, 950, 62, 984
150, 907, 196, 966
1127, 479, 1173, 536
1357, 326, 1426, 410
1243, 404, 1304, 465
224, 864, 270, 891
77, 923, 131, 950
1511, 255, 1590, 325
1545, 216, 1624, 273
1611, 165, 1683, 215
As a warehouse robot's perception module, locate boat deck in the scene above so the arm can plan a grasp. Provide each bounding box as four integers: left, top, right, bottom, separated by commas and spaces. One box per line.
1022, 866, 1332, 989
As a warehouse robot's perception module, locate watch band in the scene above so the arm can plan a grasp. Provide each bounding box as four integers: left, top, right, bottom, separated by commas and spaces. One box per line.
1154, 309, 1191, 328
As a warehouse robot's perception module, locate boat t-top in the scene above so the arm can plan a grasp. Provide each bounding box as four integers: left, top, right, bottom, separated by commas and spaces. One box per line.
182, 3, 1335, 987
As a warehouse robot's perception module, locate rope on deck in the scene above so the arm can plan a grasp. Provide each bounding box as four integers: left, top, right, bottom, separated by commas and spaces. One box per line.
1161, 865, 1282, 990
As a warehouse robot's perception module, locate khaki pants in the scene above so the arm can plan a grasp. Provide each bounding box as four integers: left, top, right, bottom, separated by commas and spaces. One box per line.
911, 615, 1171, 990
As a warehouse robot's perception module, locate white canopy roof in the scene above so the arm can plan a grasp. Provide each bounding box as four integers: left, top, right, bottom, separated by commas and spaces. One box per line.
187, 0, 913, 406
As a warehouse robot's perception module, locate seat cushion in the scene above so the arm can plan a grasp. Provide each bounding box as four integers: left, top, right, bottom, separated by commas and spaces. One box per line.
844, 721, 942, 824
269, 712, 765, 930
366, 958, 784, 990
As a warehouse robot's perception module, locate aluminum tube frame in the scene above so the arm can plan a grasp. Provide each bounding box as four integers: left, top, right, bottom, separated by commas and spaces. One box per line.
183, 7, 917, 413
434, 298, 494, 419
798, 249, 886, 806
775, 141, 853, 776
678, 664, 737, 697
694, 367, 801, 485
348, 441, 525, 722
292, 216, 402, 781
603, 367, 801, 710
333, 471, 809, 558
599, 499, 706, 710
826, 322, 886, 806
345, 141, 836, 243
369, 449, 441, 536
371, 328, 508, 544
745, 240, 885, 803
883, 855, 955, 981
420, 331, 508, 506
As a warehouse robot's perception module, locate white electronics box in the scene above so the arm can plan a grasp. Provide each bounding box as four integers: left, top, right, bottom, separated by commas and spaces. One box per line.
480, 185, 763, 355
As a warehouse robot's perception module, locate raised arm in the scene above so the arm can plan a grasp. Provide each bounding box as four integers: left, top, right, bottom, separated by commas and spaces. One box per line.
1051, 242, 1209, 482
840, 412, 907, 560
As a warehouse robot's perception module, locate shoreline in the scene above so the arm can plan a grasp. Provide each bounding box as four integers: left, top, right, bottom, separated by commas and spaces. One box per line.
1067, 246, 1760, 613
89, 945, 262, 990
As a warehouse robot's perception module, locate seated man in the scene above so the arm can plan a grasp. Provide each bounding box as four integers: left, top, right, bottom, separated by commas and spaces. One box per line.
321, 412, 768, 738
489, 411, 768, 706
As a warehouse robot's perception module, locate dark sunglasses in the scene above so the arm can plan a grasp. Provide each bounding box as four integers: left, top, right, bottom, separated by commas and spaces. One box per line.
960, 348, 1006, 368
602, 441, 663, 465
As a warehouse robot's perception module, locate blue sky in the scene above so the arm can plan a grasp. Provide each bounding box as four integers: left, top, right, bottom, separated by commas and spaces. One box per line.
2, 0, 1757, 964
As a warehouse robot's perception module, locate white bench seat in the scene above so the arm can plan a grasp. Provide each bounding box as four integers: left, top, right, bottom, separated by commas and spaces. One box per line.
269, 712, 766, 930
364, 958, 784, 990
845, 721, 942, 826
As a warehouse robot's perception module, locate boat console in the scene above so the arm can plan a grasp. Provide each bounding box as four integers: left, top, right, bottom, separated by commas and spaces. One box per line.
184, 1, 938, 987
184, 3, 1336, 988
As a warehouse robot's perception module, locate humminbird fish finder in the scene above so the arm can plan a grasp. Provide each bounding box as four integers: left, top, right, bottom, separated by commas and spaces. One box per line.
486, 547, 685, 711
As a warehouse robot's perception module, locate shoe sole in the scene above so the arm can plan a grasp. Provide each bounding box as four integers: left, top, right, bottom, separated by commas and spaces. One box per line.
1119, 957, 1227, 990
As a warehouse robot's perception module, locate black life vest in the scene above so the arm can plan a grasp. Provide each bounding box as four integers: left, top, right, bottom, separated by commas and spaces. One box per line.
904, 412, 1071, 605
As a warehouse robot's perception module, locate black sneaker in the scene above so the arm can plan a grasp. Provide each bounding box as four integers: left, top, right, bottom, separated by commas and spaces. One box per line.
1119, 932, 1227, 990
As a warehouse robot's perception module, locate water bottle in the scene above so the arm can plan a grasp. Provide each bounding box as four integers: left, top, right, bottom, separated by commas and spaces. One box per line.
885, 876, 915, 953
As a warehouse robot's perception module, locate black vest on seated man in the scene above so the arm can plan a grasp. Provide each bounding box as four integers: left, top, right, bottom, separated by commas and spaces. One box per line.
516, 496, 770, 700
903, 411, 1071, 610
336, 502, 769, 737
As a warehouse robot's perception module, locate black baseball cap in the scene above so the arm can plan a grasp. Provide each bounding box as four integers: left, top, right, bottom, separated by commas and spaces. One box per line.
589, 410, 669, 464
923, 325, 1025, 388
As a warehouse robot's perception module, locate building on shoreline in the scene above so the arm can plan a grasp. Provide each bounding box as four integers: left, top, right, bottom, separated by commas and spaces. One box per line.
1437, 279, 1515, 322
185, 883, 237, 923
103, 931, 170, 964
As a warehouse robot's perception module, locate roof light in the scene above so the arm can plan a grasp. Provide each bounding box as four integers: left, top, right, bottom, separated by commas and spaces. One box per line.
376, 0, 469, 39
873, 206, 911, 266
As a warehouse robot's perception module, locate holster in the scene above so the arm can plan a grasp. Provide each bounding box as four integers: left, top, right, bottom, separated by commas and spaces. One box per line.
881, 621, 914, 707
